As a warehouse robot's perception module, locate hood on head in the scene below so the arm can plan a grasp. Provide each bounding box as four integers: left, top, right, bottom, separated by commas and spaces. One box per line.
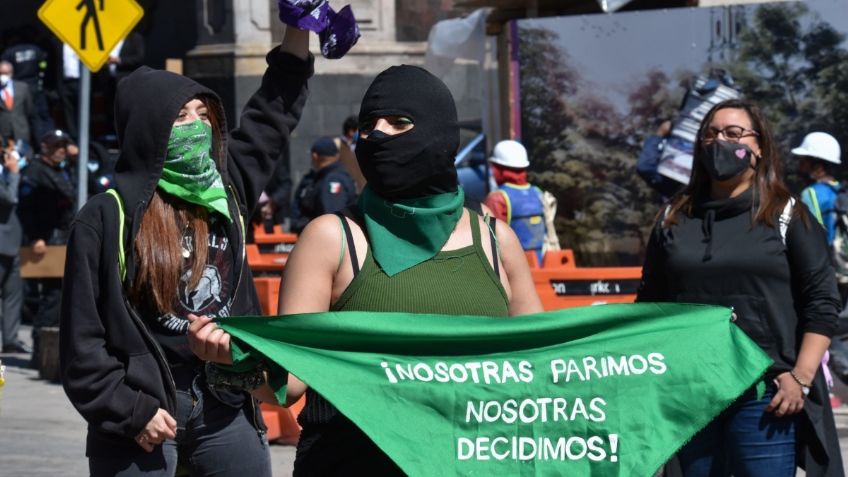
112, 66, 227, 216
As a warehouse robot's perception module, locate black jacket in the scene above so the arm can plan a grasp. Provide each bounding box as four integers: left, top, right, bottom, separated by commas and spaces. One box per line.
637, 190, 843, 476
290, 160, 356, 233
19, 157, 75, 245
59, 47, 312, 457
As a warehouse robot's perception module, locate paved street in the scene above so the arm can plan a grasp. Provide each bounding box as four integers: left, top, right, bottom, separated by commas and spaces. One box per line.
2, 325, 848, 476
0, 326, 295, 476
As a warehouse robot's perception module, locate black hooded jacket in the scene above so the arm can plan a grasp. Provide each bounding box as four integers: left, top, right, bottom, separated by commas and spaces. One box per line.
59, 47, 312, 457
637, 191, 843, 476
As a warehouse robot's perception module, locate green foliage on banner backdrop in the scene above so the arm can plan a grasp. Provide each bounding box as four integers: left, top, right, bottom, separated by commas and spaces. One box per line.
721, 2, 848, 191
519, 2, 848, 266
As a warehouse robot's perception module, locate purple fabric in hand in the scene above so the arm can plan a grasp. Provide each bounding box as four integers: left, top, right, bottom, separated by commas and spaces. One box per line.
277, 0, 330, 32
320, 5, 361, 59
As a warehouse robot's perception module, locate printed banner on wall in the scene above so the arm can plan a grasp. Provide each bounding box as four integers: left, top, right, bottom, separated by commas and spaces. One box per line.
219, 303, 770, 476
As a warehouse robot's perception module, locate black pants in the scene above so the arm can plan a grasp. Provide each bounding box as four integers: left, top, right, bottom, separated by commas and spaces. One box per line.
295, 416, 405, 476
30, 278, 62, 361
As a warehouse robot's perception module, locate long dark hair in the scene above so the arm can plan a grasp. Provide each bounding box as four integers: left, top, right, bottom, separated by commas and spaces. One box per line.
663, 98, 802, 228
129, 95, 226, 313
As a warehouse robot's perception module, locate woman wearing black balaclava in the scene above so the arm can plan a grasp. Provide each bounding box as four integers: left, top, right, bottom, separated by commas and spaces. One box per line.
191, 65, 542, 473
637, 99, 842, 476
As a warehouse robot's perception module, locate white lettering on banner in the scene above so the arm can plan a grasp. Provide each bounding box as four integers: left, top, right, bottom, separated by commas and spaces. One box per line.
380, 360, 534, 384
465, 397, 607, 424
550, 352, 667, 384
457, 434, 619, 462
376, 352, 664, 466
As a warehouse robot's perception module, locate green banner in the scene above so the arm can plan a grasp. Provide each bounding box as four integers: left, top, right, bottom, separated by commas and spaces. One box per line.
219, 303, 771, 476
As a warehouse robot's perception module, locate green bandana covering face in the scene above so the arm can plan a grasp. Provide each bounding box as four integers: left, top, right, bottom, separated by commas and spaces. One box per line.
358, 185, 465, 276
158, 120, 231, 221
218, 303, 771, 476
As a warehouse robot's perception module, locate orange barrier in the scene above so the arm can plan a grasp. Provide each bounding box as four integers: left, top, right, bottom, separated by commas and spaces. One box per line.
253, 224, 298, 251
246, 243, 289, 273
524, 251, 540, 269
261, 396, 305, 445
253, 276, 280, 315
531, 249, 642, 310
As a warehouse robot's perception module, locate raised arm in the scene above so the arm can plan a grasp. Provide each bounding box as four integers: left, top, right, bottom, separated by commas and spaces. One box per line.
226, 27, 313, 212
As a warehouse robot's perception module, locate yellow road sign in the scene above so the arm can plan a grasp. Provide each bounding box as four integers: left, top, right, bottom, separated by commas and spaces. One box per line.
38, 0, 144, 72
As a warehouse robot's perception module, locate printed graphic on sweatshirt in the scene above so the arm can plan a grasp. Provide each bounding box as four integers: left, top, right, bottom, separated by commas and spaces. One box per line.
155, 228, 234, 334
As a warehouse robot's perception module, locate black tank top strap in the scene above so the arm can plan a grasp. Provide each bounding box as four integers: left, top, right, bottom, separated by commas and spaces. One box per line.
488, 216, 499, 278
469, 210, 499, 277
334, 212, 360, 278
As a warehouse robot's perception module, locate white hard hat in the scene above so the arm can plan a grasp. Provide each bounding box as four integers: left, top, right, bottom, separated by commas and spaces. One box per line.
490, 140, 529, 168
792, 132, 841, 165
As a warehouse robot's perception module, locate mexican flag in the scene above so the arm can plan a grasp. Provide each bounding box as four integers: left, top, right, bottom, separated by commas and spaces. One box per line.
219, 303, 770, 476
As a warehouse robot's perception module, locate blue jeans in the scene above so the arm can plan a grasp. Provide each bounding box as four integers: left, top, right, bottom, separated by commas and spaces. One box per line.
677, 384, 796, 477
89, 377, 271, 477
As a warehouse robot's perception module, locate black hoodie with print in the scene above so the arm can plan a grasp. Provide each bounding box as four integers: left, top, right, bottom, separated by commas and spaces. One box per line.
58, 47, 312, 457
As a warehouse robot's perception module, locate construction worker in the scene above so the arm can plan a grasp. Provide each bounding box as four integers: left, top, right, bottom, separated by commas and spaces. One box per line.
484, 139, 557, 265
794, 132, 842, 245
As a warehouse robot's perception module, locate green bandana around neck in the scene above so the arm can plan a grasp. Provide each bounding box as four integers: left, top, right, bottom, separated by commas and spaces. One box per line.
358, 186, 465, 276
158, 120, 231, 222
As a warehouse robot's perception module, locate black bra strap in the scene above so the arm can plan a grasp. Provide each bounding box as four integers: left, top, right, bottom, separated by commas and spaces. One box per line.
335, 212, 360, 277
489, 216, 499, 278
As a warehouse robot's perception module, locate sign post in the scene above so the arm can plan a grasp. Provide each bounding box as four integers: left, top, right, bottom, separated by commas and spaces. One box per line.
38, 0, 144, 210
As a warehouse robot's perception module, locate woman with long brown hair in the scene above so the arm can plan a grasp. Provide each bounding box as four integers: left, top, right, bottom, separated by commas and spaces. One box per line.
58, 26, 311, 476
637, 99, 843, 476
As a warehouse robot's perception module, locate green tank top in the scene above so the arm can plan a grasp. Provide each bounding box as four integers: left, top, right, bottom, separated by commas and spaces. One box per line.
331, 210, 509, 317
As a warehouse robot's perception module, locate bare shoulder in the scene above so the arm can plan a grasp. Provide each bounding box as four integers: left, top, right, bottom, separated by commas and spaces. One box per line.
493, 216, 522, 251
289, 214, 345, 264
296, 214, 343, 245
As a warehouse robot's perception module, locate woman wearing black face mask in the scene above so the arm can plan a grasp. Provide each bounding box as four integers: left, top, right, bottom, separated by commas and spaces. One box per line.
637, 99, 842, 476
190, 65, 542, 474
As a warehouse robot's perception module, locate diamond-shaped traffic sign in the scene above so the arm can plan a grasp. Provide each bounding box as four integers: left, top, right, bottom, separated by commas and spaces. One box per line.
38, 0, 144, 73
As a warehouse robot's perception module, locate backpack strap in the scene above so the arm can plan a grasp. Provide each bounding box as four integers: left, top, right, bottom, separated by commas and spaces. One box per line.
779, 198, 795, 246
802, 188, 824, 224
105, 189, 127, 281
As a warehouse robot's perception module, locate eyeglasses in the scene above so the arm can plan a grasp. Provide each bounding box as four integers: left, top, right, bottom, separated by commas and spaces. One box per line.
701, 125, 759, 143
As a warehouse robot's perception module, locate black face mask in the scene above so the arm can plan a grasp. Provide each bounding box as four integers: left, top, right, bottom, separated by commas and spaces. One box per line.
700, 140, 755, 181
355, 65, 459, 200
